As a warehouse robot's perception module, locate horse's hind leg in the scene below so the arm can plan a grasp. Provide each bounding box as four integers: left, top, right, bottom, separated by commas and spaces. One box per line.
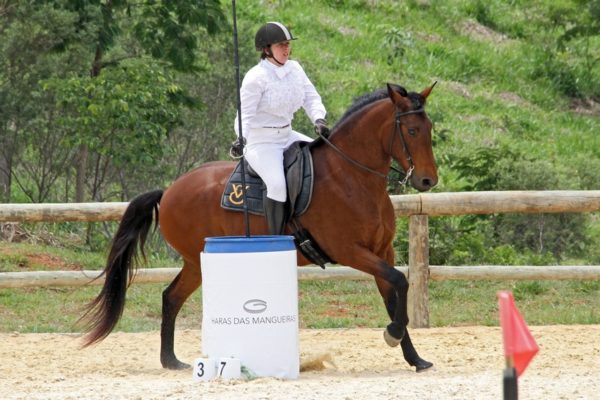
160, 258, 201, 369
375, 276, 433, 372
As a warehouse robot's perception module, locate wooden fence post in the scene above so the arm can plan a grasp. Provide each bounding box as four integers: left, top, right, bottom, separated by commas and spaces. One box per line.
408, 214, 430, 328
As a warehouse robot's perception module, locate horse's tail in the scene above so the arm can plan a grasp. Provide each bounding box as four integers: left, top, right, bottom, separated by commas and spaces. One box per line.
81, 189, 163, 346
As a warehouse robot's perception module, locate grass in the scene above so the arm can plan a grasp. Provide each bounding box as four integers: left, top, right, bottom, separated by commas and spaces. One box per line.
1, 278, 598, 334
0, 243, 598, 333
0, 242, 105, 273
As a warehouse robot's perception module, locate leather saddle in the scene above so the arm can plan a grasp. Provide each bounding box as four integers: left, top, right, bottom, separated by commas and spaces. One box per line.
221, 141, 314, 218
220, 140, 334, 269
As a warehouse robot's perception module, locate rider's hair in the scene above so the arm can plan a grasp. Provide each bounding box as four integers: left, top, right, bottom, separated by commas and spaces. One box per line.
260, 47, 269, 59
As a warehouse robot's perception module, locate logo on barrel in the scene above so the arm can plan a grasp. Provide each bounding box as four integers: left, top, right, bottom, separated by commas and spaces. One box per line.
243, 299, 267, 314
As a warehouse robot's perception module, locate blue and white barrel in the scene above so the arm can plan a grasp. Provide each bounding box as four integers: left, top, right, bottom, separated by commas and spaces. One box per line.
200, 235, 299, 379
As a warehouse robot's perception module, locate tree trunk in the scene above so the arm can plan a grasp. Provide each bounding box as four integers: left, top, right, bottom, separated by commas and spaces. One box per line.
0, 151, 11, 202
76, 42, 104, 203
75, 144, 88, 202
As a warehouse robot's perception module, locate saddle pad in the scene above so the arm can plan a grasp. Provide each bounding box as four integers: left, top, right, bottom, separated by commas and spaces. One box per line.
221, 163, 265, 215
221, 142, 314, 217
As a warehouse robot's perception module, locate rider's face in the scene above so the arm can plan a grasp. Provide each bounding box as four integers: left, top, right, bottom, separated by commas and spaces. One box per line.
269, 41, 290, 64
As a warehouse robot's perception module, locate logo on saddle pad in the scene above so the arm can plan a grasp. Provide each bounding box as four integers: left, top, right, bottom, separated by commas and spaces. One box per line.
221, 141, 314, 217
228, 184, 249, 206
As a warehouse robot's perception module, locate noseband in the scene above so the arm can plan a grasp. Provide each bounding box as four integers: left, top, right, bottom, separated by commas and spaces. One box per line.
318, 107, 424, 185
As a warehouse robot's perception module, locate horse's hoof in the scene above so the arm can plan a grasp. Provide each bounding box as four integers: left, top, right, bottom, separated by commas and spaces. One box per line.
162, 358, 191, 370
383, 328, 401, 347
414, 359, 434, 372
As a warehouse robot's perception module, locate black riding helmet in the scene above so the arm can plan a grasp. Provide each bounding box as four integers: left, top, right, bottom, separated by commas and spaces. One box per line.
255, 22, 296, 51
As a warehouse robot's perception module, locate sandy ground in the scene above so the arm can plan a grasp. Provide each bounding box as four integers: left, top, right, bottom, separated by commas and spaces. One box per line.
0, 325, 599, 400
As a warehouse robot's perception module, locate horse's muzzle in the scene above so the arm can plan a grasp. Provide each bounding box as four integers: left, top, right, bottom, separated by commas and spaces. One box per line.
412, 175, 438, 192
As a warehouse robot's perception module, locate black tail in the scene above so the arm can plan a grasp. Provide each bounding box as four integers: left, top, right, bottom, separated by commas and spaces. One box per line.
81, 189, 163, 346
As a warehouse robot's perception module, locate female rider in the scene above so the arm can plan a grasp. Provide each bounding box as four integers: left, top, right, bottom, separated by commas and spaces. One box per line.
232, 22, 329, 235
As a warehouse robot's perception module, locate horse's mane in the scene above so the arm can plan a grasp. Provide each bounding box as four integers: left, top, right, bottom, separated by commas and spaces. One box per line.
333, 89, 387, 130
332, 87, 425, 131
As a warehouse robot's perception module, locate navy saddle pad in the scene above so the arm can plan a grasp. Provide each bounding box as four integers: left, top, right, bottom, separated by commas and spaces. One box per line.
221, 141, 314, 217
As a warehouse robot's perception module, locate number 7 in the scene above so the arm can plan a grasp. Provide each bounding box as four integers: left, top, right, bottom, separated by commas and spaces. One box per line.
219, 360, 227, 376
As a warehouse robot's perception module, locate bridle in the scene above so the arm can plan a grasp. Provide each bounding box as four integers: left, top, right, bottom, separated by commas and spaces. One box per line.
318, 106, 425, 186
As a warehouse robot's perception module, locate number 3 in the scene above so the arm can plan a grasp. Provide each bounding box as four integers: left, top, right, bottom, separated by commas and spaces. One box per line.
196, 361, 205, 377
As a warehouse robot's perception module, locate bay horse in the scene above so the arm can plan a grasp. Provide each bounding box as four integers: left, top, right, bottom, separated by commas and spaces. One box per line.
82, 83, 438, 372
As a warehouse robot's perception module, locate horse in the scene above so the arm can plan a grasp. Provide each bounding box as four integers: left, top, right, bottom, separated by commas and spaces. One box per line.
81, 82, 439, 372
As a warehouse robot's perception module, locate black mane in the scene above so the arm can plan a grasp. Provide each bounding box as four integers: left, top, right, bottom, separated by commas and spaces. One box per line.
332, 88, 425, 131
333, 89, 387, 130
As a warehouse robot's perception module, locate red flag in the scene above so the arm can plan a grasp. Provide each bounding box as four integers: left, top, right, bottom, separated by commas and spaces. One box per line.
497, 291, 539, 377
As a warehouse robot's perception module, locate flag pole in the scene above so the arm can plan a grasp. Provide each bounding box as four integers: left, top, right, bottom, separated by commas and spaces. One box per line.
498, 291, 538, 400
231, 0, 250, 237
503, 356, 518, 400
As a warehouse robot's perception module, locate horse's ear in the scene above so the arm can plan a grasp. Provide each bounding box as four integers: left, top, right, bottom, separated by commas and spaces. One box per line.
387, 83, 408, 105
420, 81, 438, 99
387, 83, 408, 98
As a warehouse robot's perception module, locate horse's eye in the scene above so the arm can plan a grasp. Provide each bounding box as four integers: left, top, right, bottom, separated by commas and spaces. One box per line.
408, 128, 417, 136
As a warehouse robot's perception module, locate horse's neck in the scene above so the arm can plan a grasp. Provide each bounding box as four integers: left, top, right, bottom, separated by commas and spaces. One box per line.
326, 100, 394, 178
313, 102, 393, 198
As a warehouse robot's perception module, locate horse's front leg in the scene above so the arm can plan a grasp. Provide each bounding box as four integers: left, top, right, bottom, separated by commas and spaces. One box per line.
372, 245, 433, 372
375, 276, 433, 372
342, 247, 432, 372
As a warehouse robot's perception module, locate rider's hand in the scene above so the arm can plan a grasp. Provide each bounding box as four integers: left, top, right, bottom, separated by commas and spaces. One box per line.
314, 118, 330, 138
230, 137, 246, 158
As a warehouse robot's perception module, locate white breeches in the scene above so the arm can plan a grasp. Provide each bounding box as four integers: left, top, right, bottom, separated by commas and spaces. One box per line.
245, 126, 312, 202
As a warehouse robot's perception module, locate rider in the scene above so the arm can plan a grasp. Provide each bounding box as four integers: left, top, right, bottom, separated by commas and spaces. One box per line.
232, 21, 330, 235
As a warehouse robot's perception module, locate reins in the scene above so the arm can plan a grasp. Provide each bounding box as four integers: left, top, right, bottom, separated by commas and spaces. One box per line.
318, 133, 388, 179
317, 107, 424, 185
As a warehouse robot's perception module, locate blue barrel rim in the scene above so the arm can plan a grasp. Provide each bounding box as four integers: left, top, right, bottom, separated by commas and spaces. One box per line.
203, 235, 296, 253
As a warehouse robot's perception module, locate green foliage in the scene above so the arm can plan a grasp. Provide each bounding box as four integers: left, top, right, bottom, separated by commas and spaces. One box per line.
513, 281, 548, 300
434, 141, 592, 264
556, 0, 600, 89
381, 27, 415, 65
1, 0, 599, 261
531, 47, 584, 98
131, 0, 226, 71
42, 0, 227, 72
43, 61, 181, 166
1, 0, 229, 203
0, 254, 29, 272
572, 280, 600, 294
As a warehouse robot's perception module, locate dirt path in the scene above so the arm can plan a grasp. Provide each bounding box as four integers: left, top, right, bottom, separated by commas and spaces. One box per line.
1, 325, 598, 399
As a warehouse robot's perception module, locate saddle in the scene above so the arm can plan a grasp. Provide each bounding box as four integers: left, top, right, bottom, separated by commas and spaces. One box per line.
220, 141, 334, 268
221, 141, 314, 217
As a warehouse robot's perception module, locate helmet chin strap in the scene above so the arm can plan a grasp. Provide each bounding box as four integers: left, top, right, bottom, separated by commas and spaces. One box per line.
265, 47, 285, 66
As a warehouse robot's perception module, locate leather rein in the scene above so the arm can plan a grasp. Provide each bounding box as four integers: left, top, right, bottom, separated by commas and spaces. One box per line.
318, 107, 424, 186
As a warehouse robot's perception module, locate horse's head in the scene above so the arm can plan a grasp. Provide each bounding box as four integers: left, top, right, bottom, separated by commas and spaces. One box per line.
386, 83, 438, 192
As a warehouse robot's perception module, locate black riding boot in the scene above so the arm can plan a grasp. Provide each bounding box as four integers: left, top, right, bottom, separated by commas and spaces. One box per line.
264, 197, 286, 235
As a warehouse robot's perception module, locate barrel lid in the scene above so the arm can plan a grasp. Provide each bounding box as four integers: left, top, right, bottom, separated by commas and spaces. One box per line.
203, 235, 296, 253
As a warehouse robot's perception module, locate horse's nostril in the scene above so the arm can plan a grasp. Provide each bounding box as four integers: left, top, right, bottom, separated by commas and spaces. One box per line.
422, 178, 431, 188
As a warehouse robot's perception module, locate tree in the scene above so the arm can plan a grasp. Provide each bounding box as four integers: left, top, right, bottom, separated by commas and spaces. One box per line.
38, 0, 226, 201
0, 2, 91, 202
43, 59, 184, 200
